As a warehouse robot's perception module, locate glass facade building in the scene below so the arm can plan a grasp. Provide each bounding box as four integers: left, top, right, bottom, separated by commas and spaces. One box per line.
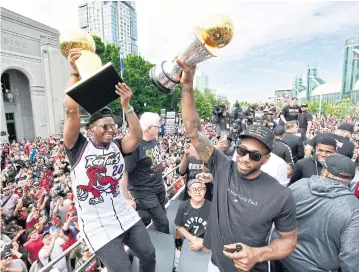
341, 37, 359, 95
78, 1, 138, 56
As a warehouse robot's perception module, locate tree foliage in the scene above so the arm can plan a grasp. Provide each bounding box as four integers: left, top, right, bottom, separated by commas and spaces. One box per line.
307, 99, 359, 118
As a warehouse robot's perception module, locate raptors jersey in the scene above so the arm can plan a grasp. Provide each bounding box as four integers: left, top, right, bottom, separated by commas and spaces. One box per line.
66, 134, 140, 252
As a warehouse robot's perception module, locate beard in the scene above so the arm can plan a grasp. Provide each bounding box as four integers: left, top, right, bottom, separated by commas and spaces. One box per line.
236, 164, 262, 178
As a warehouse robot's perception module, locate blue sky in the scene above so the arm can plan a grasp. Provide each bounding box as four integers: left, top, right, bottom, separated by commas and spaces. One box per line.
2, 1, 359, 104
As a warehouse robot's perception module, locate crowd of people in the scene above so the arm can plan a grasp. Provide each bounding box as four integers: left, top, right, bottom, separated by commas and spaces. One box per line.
1, 54, 359, 272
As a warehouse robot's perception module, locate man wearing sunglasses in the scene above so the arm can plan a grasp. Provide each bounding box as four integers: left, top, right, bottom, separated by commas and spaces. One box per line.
63, 49, 155, 272
177, 58, 297, 272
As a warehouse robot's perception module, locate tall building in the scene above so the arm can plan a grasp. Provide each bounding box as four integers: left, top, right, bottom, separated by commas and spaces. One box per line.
78, 1, 138, 56
306, 66, 325, 100
194, 72, 209, 90
341, 37, 359, 95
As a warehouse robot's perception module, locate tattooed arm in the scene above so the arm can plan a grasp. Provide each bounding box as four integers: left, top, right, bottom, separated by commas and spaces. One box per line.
176, 60, 214, 163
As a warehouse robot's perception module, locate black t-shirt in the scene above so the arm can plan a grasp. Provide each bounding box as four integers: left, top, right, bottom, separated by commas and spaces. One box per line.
175, 199, 211, 239
307, 133, 354, 159
298, 112, 313, 131
204, 149, 297, 272
282, 105, 301, 122
125, 139, 164, 194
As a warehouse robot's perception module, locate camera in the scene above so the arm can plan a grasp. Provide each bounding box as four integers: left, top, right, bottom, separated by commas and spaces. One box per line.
213, 104, 226, 116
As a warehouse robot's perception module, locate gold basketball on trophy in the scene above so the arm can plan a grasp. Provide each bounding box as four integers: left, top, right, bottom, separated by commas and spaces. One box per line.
200, 14, 234, 49
59, 29, 102, 79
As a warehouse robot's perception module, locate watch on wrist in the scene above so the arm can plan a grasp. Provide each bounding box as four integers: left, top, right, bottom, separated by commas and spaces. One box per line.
124, 105, 134, 114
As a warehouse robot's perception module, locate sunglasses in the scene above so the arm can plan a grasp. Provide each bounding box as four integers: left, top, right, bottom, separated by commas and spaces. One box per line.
95, 124, 118, 131
236, 146, 266, 162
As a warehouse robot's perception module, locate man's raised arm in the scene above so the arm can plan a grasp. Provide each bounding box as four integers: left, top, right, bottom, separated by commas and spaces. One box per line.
176, 60, 214, 163
63, 49, 82, 149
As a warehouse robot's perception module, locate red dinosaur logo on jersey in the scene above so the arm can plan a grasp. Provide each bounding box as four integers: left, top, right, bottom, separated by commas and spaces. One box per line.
76, 166, 120, 205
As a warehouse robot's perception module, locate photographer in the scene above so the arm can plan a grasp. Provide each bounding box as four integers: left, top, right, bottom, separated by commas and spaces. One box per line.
212, 104, 231, 134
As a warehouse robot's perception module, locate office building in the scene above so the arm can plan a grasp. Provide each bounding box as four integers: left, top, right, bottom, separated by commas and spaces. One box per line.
194, 71, 209, 90
341, 37, 359, 95
78, 1, 138, 56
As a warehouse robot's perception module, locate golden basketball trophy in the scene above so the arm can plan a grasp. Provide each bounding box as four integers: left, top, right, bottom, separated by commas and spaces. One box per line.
59, 29, 122, 114
149, 14, 234, 94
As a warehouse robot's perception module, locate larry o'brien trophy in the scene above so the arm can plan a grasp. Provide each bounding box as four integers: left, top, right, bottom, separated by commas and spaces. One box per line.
60, 29, 123, 114
149, 14, 234, 94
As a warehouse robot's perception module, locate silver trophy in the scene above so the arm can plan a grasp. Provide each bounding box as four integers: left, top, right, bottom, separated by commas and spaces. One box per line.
150, 14, 234, 94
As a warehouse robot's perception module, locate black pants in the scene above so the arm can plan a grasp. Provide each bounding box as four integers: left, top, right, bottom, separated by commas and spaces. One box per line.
131, 190, 169, 234
95, 220, 156, 272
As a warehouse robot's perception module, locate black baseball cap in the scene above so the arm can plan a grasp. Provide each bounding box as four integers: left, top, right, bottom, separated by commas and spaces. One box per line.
324, 154, 356, 180
337, 123, 354, 133
187, 179, 201, 189
86, 107, 113, 128
238, 125, 274, 152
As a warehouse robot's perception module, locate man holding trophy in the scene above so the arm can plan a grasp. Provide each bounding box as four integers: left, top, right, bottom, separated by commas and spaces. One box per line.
62, 30, 156, 272
157, 15, 298, 272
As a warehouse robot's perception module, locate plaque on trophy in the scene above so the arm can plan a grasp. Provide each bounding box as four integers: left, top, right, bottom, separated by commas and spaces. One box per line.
60, 29, 123, 114
150, 14, 234, 95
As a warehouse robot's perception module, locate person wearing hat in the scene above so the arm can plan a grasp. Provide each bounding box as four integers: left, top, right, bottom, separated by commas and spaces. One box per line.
175, 179, 211, 253
63, 49, 155, 272
177, 57, 297, 272
298, 104, 313, 139
288, 135, 337, 186
122, 111, 170, 235
305, 123, 355, 159
277, 154, 359, 271
280, 98, 302, 125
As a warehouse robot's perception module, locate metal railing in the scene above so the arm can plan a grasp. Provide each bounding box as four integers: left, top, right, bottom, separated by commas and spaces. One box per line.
38, 164, 184, 272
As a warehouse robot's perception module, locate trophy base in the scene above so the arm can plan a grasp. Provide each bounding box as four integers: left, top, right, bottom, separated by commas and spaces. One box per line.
65, 63, 123, 114
149, 62, 179, 95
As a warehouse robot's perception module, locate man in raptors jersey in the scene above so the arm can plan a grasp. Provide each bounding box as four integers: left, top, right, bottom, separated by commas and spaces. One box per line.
63, 48, 156, 272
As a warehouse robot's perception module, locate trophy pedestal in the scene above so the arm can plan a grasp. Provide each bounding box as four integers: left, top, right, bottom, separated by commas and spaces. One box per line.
65, 63, 123, 114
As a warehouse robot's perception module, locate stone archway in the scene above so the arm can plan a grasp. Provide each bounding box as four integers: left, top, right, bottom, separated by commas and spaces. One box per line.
1, 69, 35, 141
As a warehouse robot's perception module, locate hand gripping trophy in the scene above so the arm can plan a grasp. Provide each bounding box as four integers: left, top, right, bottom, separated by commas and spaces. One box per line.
150, 14, 234, 94
59, 29, 122, 114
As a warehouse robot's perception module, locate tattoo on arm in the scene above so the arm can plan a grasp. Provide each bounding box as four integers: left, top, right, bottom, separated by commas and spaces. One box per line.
194, 131, 214, 163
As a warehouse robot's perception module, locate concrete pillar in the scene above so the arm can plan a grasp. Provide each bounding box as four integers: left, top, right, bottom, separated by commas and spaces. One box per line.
29, 85, 49, 138
0, 92, 9, 142
40, 42, 56, 135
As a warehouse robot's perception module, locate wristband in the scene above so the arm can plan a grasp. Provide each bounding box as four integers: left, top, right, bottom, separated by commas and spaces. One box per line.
70, 72, 80, 77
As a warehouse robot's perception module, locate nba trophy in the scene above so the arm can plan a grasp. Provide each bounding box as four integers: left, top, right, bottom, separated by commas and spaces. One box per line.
149, 14, 234, 95
60, 29, 123, 114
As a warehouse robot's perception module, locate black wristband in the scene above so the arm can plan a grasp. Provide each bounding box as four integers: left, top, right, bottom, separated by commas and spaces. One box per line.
70, 72, 80, 77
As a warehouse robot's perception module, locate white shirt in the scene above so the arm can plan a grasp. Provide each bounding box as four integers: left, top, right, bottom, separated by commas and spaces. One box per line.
232, 152, 288, 186
38, 238, 67, 272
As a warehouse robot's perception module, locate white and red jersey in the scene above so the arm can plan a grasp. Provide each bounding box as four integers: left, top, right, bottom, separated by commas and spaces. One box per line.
66, 134, 140, 252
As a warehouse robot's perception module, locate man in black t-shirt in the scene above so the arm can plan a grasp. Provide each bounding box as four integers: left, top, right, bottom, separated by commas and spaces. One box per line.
305, 123, 355, 159
179, 144, 212, 201
124, 112, 169, 234
280, 98, 301, 125
175, 179, 211, 252
298, 104, 313, 139
177, 56, 297, 272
